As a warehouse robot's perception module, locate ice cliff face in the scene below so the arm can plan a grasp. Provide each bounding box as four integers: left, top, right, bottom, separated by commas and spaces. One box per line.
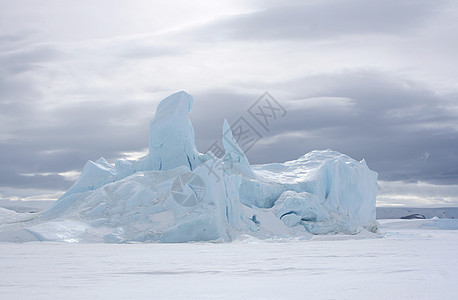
248, 151, 378, 234
1, 91, 379, 242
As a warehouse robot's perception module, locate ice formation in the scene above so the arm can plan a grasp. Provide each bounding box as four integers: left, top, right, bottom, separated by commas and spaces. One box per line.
0, 91, 378, 242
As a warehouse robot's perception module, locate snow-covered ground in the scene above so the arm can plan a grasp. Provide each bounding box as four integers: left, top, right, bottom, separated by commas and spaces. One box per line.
1, 217, 456, 299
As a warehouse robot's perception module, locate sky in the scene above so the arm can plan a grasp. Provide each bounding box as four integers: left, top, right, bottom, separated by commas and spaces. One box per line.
0, 0, 457, 207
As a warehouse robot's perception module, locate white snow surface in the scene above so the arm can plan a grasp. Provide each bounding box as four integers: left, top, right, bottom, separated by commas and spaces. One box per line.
0, 219, 457, 299
0, 91, 379, 243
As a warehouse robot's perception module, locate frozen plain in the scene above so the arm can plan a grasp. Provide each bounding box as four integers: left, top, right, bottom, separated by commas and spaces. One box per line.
1, 218, 457, 300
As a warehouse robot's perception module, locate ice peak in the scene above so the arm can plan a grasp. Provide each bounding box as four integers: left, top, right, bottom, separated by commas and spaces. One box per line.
222, 119, 244, 157
146, 91, 201, 171
155, 91, 194, 117
222, 119, 252, 176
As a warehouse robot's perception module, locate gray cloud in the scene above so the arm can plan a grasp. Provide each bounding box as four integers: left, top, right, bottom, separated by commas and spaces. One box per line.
2, 69, 456, 190
0, 0, 457, 206
191, 90, 260, 145
177, 0, 448, 41
228, 70, 458, 185
377, 180, 458, 207
0, 99, 153, 172
0, 171, 72, 190
115, 41, 185, 59
0, 43, 63, 74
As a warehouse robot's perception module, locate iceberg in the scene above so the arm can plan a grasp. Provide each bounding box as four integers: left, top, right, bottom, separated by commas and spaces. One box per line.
0, 91, 379, 242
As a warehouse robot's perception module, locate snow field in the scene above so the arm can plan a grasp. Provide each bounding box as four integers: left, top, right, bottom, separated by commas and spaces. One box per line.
0, 219, 457, 299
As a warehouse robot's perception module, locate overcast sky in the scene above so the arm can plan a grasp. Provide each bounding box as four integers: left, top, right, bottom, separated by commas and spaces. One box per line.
1, 0, 457, 207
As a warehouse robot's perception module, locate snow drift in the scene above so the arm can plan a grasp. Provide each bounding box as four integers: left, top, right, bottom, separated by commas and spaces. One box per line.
0, 91, 378, 242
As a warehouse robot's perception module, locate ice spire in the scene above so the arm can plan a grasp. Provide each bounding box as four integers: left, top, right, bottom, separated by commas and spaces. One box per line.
146, 91, 201, 171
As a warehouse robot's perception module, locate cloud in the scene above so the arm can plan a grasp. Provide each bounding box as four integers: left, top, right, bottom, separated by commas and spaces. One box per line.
377, 180, 458, 207
0, 44, 63, 70
221, 70, 458, 186
0, 0, 457, 207
113, 38, 185, 59
176, 0, 449, 42
0, 171, 72, 190
2, 69, 451, 188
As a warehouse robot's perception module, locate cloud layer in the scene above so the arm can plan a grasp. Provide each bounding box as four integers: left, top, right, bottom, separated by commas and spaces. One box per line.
0, 0, 457, 206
